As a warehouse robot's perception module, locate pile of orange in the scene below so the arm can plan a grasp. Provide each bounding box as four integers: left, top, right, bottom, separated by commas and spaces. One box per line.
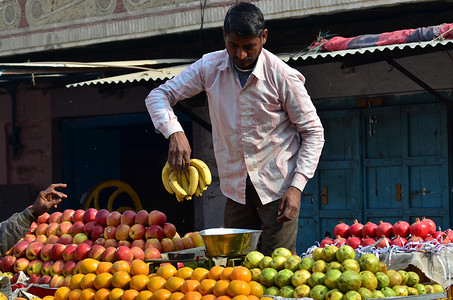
54, 260, 271, 300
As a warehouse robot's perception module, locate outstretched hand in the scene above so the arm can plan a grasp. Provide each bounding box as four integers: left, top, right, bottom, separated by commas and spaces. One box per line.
277, 186, 301, 223
29, 183, 68, 218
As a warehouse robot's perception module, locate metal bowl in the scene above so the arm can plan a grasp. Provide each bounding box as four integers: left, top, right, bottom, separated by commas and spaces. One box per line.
199, 228, 262, 257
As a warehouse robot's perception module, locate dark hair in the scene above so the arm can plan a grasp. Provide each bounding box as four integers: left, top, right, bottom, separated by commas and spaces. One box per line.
223, 2, 265, 38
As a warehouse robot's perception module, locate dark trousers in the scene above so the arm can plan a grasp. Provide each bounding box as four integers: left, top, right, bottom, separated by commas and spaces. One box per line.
224, 184, 298, 256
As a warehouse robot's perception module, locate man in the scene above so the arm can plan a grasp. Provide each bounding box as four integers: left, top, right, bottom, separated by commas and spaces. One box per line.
0, 183, 67, 255
145, 2, 324, 255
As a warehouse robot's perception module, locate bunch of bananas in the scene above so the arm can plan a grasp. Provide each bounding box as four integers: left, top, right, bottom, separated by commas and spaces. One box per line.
161, 158, 212, 202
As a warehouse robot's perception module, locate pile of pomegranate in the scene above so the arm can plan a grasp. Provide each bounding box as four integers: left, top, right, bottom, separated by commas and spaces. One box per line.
320, 218, 452, 250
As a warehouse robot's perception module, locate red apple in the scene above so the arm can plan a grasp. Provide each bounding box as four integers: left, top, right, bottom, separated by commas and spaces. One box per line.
101, 247, 116, 263
2, 255, 16, 272
72, 209, 85, 223
91, 225, 104, 241
62, 244, 78, 262
62, 260, 76, 277
73, 233, 89, 245
104, 226, 117, 240
87, 245, 105, 260
14, 257, 30, 273
74, 243, 91, 261
94, 238, 106, 247
24, 234, 37, 243
51, 244, 66, 261
144, 247, 161, 259
145, 225, 164, 241
45, 234, 60, 245
28, 273, 42, 284
163, 223, 177, 239
115, 246, 133, 262
41, 261, 53, 276
40, 244, 54, 261
45, 222, 60, 237
58, 233, 73, 245
148, 210, 167, 227
145, 238, 162, 252
57, 222, 72, 236
121, 210, 136, 226
172, 237, 184, 251
49, 274, 65, 288
83, 208, 98, 223
129, 224, 146, 240
160, 238, 175, 253
48, 212, 63, 224
73, 261, 83, 275
27, 259, 43, 276
83, 239, 94, 247
50, 259, 65, 276
131, 239, 145, 250
83, 221, 96, 237
135, 210, 149, 226
35, 235, 47, 244
95, 209, 110, 227
115, 224, 131, 241
106, 211, 121, 226
26, 242, 43, 260
35, 223, 48, 236
117, 240, 131, 248
130, 246, 145, 260
104, 239, 117, 248
61, 209, 75, 223
181, 236, 195, 249
38, 275, 52, 285
13, 240, 30, 258
37, 212, 50, 224
29, 222, 39, 233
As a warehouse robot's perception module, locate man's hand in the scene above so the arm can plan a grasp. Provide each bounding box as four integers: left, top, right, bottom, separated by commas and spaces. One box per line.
277, 186, 302, 223
168, 132, 191, 171
29, 183, 68, 218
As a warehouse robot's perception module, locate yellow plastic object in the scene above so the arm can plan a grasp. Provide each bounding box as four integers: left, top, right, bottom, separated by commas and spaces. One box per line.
83, 180, 143, 212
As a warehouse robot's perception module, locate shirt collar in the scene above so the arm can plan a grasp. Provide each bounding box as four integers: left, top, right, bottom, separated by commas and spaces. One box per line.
218, 49, 267, 81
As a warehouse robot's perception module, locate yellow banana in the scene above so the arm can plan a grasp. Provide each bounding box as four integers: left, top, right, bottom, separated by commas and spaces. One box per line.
195, 184, 203, 197
161, 161, 174, 194
198, 175, 207, 191
176, 194, 185, 202
188, 166, 199, 196
190, 158, 212, 185
168, 171, 188, 198
180, 170, 190, 194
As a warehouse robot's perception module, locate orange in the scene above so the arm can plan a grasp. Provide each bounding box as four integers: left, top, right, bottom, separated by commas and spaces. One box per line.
147, 276, 167, 292
230, 267, 251, 282
168, 292, 184, 300
207, 266, 224, 280
69, 289, 82, 300
198, 279, 216, 295
259, 297, 273, 300
80, 288, 96, 300
111, 271, 132, 289
182, 291, 202, 300
200, 295, 216, 300
213, 280, 230, 297
80, 259, 100, 275
81, 273, 97, 290
97, 262, 113, 275
55, 286, 71, 300
43, 296, 56, 300
131, 260, 149, 276
232, 296, 249, 300
180, 280, 200, 294
71, 274, 86, 290
109, 288, 125, 300
94, 289, 111, 300
122, 289, 139, 300
247, 296, 259, 300
151, 289, 171, 300
227, 280, 250, 297
137, 291, 153, 300
220, 267, 234, 281
190, 268, 209, 281
248, 281, 263, 298
164, 276, 185, 293
216, 296, 232, 300
94, 273, 114, 290
156, 264, 177, 280
112, 261, 131, 274
130, 275, 150, 292
175, 267, 193, 280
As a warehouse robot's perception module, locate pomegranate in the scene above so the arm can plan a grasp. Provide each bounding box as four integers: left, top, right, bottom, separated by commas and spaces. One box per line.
421, 217, 436, 236
407, 236, 424, 249
391, 235, 407, 247
334, 221, 350, 238
424, 236, 436, 243
376, 236, 391, 248
361, 237, 377, 247
346, 236, 362, 249
436, 234, 450, 245
349, 220, 364, 238
410, 218, 429, 239
320, 237, 334, 248
376, 221, 393, 238
392, 221, 410, 238
432, 231, 444, 240
333, 236, 347, 247
445, 229, 453, 241
362, 222, 378, 238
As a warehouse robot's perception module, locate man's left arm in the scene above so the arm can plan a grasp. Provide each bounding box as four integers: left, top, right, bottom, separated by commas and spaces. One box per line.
0, 208, 36, 256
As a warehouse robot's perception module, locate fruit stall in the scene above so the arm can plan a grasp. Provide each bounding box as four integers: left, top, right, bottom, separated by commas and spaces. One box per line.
0, 161, 451, 300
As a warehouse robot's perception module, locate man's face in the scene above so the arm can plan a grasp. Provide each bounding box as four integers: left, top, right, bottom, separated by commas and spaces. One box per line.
223, 28, 268, 70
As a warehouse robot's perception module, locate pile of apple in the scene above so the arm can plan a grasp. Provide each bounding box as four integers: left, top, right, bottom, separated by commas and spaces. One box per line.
0, 208, 204, 287
320, 217, 453, 249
